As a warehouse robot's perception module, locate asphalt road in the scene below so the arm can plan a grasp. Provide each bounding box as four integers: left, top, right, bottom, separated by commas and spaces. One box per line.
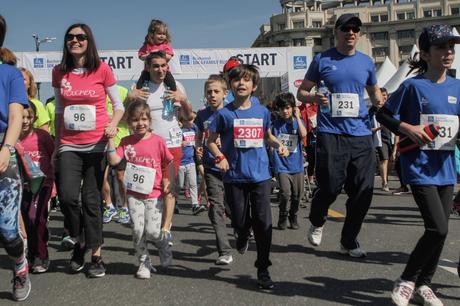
1, 177, 459, 305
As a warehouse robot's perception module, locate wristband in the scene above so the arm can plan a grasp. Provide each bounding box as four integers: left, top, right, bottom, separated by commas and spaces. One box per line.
2, 144, 15, 155
215, 155, 226, 164
106, 148, 116, 154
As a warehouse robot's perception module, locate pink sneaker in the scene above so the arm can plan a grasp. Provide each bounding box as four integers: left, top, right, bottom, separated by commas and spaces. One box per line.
184, 189, 191, 199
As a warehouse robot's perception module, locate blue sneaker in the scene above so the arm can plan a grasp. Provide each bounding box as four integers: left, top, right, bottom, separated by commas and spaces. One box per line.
117, 208, 130, 224
103, 206, 117, 224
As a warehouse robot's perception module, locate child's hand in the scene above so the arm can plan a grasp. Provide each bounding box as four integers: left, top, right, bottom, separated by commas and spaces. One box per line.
217, 158, 229, 173
163, 178, 171, 194
294, 107, 301, 119
104, 123, 118, 138
278, 145, 289, 157
195, 146, 203, 159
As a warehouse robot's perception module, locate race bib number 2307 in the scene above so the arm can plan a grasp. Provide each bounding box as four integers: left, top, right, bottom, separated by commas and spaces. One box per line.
233, 118, 264, 148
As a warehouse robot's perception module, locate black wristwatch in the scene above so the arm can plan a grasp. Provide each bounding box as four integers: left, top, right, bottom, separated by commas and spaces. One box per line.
2, 144, 15, 155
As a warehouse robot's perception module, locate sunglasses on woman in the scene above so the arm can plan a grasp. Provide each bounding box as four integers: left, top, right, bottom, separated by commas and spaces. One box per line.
340, 26, 360, 33
65, 34, 88, 42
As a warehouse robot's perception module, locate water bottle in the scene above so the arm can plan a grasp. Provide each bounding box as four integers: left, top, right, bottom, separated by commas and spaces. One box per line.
317, 80, 331, 114
162, 86, 174, 117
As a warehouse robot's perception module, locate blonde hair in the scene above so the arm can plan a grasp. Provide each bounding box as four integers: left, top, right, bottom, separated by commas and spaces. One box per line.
0, 47, 17, 65
145, 19, 171, 46
204, 74, 227, 95
19, 67, 37, 99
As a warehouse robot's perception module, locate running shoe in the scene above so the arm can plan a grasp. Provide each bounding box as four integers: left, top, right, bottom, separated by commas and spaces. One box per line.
192, 205, 206, 215
103, 205, 118, 223
236, 235, 249, 254
215, 254, 233, 265
452, 201, 460, 215
278, 214, 288, 230
257, 269, 274, 290
289, 215, 299, 230
382, 184, 390, 192
12, 270, 31, 301
136, 259, 156, 279
158, 243, 173, 267
307, 225, 323, 246
413, 285, 443, 306
87, 256, 106, 278
61, 234, 76, 250
391, 278, 414, 306
339, 243, 367, 258
31, 258, 50, 274
392, 186, 411, 195
117, 207, 130, 224
184, 189, 191, 199
69, 243, 85, 273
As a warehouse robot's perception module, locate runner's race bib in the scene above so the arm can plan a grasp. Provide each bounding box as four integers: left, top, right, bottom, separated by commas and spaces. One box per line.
233, 118, 264, 148
331, 93, 360, 118
169, 126, 183, 147
278, 133, 298, 153
420, 114, 459, 151
183, 131, 196, 147
124, 163, 156, 195
64, 105, 96, 130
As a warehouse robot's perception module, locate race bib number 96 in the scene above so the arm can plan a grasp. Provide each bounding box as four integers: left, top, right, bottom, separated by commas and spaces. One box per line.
64, 105, 96, 130
124, 163, 156, 195
233, 118, 264, 148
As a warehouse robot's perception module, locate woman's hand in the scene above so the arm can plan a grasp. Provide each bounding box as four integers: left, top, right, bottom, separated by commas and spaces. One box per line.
104, 123, 118, 138
0, 147, 11, 174
400, 124, 433, 147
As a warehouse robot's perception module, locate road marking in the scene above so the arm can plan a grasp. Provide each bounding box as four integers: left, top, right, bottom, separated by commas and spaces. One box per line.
328, 209, 345, 219
438, 259, 458, 276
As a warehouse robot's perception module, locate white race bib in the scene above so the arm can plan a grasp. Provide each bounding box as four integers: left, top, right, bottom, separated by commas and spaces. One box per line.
124, 163, 156, 195
169, 126, 182, 147
331, 93, 360, 118
278, 133, 298, 153
64, 105, 96, 131
233, 118, 264, 148
420, 114, 459, 151
183, 131, 196, 147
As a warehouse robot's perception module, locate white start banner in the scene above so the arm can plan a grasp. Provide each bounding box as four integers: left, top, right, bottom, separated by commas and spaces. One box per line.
14, 47, 312, 85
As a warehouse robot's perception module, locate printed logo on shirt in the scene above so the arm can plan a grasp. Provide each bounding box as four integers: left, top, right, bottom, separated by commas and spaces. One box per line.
448, 96, 457, 104
60, 78, 97, 98
124, 145, 158, 166
293, 56, 307, 70
421, 97, 429, 106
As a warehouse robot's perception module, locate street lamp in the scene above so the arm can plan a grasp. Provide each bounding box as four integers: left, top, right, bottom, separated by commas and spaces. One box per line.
32, 34, 56, 99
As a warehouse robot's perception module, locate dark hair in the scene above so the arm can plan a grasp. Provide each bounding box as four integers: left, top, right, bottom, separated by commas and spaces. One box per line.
228, 64, 260, 87
0, 47, 17, 65
144, 20, 171, 46
27, 100, 37, 117
380, 87, 388, 95
274, 92, 296, 110
0, 15, 6, 47
59, 23, 100, 72
408, 31, 432, 75
145, 51, 167, 68
126, 101, 151, 124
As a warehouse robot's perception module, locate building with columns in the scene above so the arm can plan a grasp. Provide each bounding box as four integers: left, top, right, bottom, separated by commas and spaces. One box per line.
253, 0, 460, 68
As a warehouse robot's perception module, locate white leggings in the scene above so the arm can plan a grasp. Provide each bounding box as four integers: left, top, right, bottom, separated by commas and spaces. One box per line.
127, 196, 165, 263
178, 163, 198, 205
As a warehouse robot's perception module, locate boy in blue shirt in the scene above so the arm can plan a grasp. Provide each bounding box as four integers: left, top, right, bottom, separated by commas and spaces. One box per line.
207, 64, 288, 289
271, 93, 307, 230
195, 74, 233, 265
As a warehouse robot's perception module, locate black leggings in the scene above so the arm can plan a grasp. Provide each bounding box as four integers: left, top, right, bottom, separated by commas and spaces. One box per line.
401, 184, 453, 286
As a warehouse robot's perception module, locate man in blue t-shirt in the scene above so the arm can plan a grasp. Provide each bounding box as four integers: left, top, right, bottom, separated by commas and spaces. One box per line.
297, 13, 383, 257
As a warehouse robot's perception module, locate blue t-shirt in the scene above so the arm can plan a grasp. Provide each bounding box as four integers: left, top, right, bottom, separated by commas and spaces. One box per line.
208, 101, 271, 183
0, 64, 29, 133
385, 75, 460, 185
195, 106, 220, 172
271, 118, 304, 174
180, 124, 198, 165
305, 48, 377, 136
225, 91, 260, 105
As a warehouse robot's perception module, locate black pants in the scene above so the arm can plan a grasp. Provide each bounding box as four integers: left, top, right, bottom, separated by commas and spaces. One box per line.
309, 133, 375, 249
401, 185, 453, 286
56, 151, 106, 249
224, 180, 272, 270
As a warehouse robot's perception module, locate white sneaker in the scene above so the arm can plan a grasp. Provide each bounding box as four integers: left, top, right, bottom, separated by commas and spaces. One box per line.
158, 243, 173, 267
413, 285, 443, 306
307, 225, 323, 246
135, 260, 155, 279
215, 254, 233, 265
339, 243, 367, 258
391, 278, 415, 306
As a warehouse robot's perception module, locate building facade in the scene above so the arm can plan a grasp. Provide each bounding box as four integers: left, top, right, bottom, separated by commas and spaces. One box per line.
253, 0, 460, 68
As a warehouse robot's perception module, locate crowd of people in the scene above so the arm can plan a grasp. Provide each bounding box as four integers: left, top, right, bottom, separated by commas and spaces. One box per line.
1, 13, 460, 306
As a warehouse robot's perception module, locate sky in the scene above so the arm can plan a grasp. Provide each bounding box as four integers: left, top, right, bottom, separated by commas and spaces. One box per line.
1, 0, 281, 108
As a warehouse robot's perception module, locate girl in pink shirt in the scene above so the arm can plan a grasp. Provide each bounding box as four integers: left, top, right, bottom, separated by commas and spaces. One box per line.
19, 103, 54, 274
107, 101, 174, 279
135, 19, 177, 92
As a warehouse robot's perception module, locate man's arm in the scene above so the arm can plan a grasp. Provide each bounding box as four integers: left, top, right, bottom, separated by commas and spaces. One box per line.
297, 79, 328, 106
366, 85, 384, 108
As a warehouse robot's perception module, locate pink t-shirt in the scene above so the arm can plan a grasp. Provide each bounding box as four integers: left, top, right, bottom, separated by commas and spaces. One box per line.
19, 129, 55, 187
52, 61, 116, 145
138, 42, 174, 57
116, 133, 174, 199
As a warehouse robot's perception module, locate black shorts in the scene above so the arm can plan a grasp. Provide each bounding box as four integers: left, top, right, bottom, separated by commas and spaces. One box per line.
116, 158, 127, 171
377, 142, 391, 161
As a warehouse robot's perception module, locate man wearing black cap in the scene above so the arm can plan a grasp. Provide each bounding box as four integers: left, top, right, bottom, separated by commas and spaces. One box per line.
297, 13, 383, 257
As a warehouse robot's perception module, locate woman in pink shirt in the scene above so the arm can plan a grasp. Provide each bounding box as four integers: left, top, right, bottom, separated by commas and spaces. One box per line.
52, 23, 124, 278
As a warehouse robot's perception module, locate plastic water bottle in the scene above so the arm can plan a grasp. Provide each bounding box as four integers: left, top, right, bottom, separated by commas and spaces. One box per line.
317, 80, 331, 114
162, 86, 174, 117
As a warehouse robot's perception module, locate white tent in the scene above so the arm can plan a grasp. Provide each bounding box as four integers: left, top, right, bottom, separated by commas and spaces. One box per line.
383, 44, 419, 93
376, 56, 397, 87
452, 27, 460, 79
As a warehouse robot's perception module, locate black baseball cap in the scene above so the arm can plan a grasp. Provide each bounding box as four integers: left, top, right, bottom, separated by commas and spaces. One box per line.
335, 14, 362, 29
419, 24, 460, 51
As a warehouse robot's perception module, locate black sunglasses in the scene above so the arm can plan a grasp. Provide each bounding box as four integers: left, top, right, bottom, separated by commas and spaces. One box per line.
65, 34, 88, 42
340, 26, 360, 33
